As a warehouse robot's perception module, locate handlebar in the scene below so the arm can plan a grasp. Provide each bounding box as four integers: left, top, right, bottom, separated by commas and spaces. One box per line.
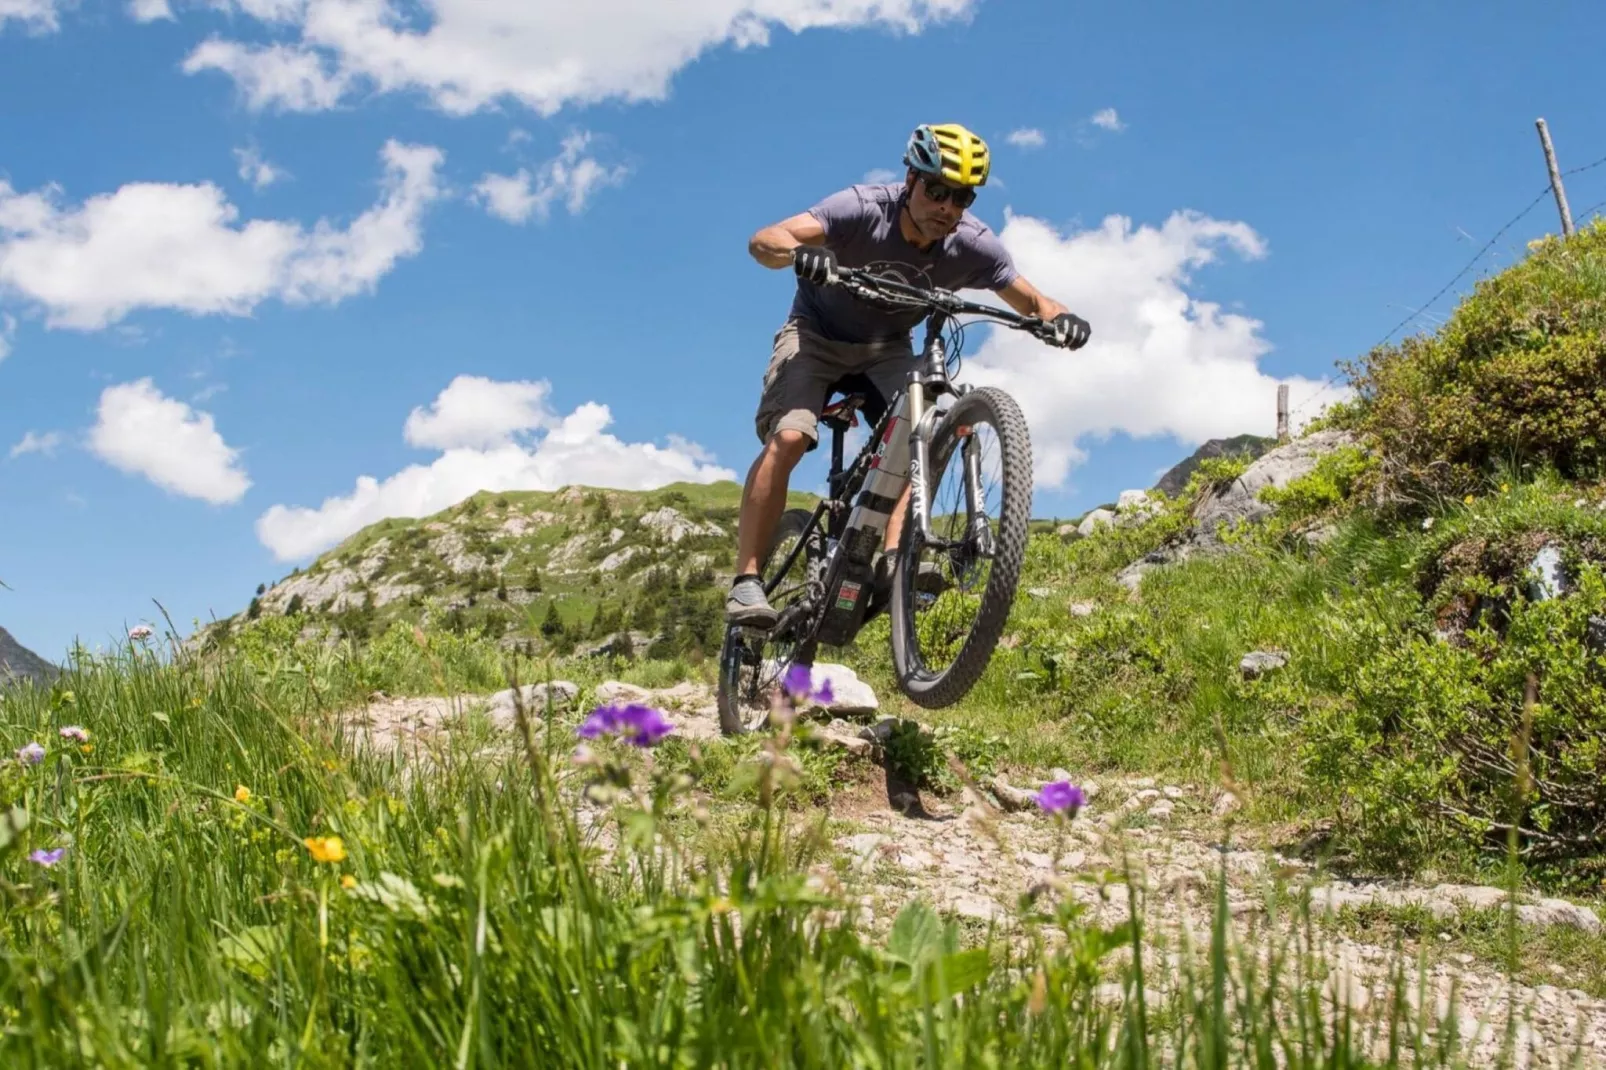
829, 264, 1071, 347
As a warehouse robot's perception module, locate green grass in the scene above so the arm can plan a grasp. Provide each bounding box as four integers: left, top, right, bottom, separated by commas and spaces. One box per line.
0, 632, 1529, 1067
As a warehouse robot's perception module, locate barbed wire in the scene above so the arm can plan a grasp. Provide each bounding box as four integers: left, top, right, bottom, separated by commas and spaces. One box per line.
1287, 185, 1555, 421
1279, 145, 1606, 423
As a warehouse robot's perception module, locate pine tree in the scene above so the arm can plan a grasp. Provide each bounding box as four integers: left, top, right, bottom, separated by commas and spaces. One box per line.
540, 601, 563, 639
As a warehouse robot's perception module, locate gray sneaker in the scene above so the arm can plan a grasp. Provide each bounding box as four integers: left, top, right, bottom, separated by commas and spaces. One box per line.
724, 577, 778, 628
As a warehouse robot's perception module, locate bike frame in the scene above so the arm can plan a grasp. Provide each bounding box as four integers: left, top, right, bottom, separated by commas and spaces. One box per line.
761, 305, 987, 646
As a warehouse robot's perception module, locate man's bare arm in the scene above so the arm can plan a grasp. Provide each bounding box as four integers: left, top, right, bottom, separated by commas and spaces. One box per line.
997, 275, 1068, 321
748, 212, 826, 269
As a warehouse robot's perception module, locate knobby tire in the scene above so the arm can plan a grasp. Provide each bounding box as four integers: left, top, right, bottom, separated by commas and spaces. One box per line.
889, 386, 1031, 709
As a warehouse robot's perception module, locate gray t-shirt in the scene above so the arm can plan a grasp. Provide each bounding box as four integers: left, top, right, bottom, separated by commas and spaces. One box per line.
788, 183, 1019, 344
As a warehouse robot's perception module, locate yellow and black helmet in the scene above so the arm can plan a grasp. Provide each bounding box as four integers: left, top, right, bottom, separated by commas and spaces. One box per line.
903, 123, 991, 187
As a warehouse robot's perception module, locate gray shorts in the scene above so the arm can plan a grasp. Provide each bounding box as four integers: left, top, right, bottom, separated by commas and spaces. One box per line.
753, 319, 915, 448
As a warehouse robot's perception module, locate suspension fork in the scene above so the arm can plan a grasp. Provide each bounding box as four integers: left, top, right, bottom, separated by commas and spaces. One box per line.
906, 312, 953, 546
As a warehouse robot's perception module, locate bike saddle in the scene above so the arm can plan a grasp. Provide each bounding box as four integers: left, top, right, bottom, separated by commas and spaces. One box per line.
819, 373, 887, 433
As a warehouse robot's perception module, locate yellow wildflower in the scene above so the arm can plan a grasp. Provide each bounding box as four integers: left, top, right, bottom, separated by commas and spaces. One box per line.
1463, 494, 1475, 505
1500, 483, 1510, 493
341, 874, 357, 890
234, 785, 251, 803
303, 836, 347, 863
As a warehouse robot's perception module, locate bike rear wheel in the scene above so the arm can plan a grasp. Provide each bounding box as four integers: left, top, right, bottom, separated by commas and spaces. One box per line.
890, 387, 1032, 708
716, 507, 823, 735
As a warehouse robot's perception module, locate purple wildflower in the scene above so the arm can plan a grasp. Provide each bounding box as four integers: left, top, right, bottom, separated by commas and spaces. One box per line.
781, 664, 834, 706
59, 726, 89, 743
29, 848, 65, 867
576, 704, 674, 748
1035, 781, 1086, 815
15, 742, 45, 766
128, 625, 154, 642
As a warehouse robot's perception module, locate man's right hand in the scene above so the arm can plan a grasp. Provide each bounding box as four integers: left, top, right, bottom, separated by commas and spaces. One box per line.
793, 245, 838, 285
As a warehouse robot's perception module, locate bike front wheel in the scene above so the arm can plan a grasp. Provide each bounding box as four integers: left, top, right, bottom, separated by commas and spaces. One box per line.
890, 387, 1032, 709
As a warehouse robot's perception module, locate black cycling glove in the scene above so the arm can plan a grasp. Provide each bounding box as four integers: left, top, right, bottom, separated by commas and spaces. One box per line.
793, 245, 838, 285
1052, 312, 1092, 350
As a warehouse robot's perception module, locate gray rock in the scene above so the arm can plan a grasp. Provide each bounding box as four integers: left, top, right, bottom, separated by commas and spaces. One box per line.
578, 631, 654, 659
1077, 508, 1116, 537
1239, 650, 1288, 679
1526, 544, 1565, 601
859, 718, 899, 744
485, 681, 578, 726
989, 775, 1037, 813
1116, 546, 1187, 591
1055, 523, 1079, 538
1304, 524, 1339, 546
769, 661, 879, 714
1115, 489, 1163, 525
1192, 430, 1356, 547
1587, 615, 1606, 656
1025, 587, 1054, 599
815, 723, 874, 757
1067, 601, 1097, 617
1311, 882, 1602, 933
593, 680, 653, 706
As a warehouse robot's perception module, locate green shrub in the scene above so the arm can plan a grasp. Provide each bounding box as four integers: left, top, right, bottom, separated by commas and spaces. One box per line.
1303, 561, 1606, 874
1258, 444, 1375, 525
1337, 221, 1606, 505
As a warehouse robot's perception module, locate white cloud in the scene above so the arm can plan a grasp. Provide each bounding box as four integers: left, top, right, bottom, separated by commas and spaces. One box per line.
474, 132, 628, 224
1090, 108, 1124, 132
183, 0, 976, 116
0, 0, 62, 32
0, 139, 443, 331
9, 430, 61, 458
862, 168, 899, 185
183, 40, 352, 112
256, 376, 736, 560
89, 379, 251, 504
1006, 128, 1045, 149
403, 374, 553, 449
234, 143, 287, 190
128, 0, 173, 21
962, 209, 1343, 488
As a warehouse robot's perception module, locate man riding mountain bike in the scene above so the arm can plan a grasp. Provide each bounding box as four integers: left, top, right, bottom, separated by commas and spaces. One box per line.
726, 122, 1092, 627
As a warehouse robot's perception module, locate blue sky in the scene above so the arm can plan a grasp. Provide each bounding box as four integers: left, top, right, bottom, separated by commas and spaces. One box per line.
3, 0, 1605, 660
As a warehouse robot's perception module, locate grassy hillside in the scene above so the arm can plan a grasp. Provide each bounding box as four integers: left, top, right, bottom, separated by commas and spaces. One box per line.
207, 481, 820, 660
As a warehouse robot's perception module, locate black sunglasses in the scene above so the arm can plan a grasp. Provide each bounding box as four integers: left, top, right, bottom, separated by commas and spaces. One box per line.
919, 175, 977, 209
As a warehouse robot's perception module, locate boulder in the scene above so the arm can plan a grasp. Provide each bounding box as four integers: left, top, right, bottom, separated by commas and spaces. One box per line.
766, 661, 879, 715
485, 682, 578, 727
1077, 508, 1116, 537
1192, 431, 1355, 547
1239, 651, 1288, 679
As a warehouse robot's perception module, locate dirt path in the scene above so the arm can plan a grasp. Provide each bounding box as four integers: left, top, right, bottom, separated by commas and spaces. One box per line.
345, 678, 1606, 1068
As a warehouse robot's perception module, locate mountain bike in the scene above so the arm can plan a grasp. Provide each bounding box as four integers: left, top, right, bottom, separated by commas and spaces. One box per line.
716, 264, 1078, 734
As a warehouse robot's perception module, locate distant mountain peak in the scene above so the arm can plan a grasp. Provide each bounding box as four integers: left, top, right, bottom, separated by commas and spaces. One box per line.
0, 627, 58, 691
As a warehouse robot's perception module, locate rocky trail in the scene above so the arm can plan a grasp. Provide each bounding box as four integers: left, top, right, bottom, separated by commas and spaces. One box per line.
341, 672, 1606, 1068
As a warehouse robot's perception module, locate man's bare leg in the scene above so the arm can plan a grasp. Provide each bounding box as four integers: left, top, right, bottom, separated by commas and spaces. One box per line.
729, 431, 811, 626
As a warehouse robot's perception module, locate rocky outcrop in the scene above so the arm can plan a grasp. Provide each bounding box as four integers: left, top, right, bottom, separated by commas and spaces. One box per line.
0, 627, 57, 690
1116, 431, 1357, 591
1153, 434, 1277, 498
1192, 430, 1356, 548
